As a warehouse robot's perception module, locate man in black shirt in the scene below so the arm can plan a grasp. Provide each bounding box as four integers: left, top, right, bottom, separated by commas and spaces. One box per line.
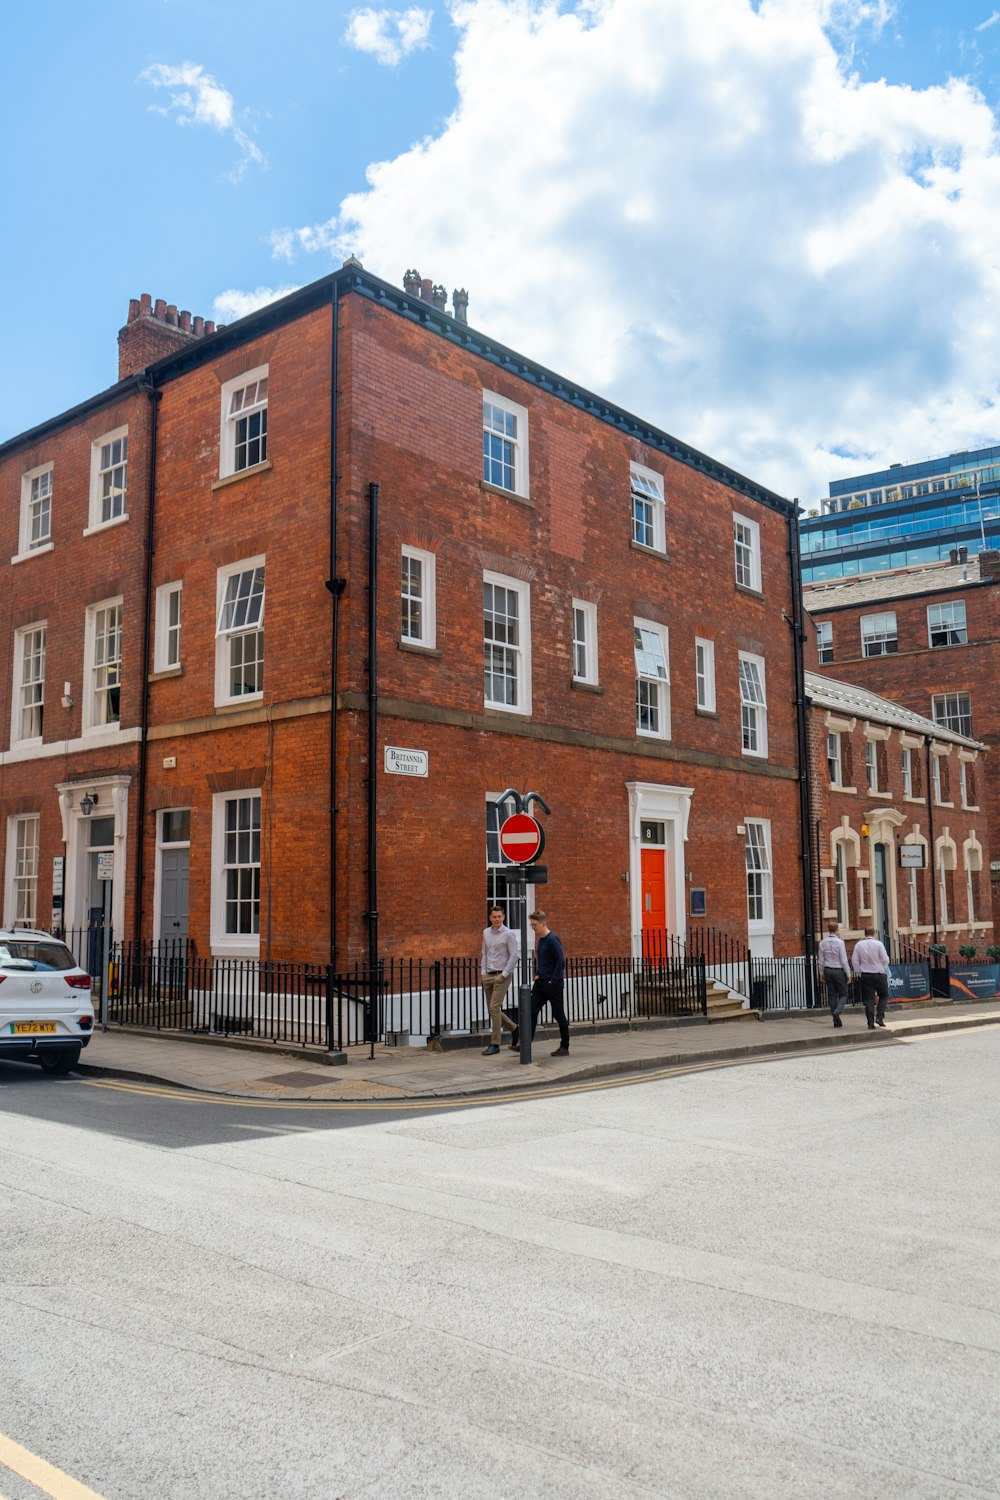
526, 909, 569, 1056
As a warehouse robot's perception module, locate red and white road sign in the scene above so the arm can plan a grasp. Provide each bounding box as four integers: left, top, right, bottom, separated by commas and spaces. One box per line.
499, 813, 544, 865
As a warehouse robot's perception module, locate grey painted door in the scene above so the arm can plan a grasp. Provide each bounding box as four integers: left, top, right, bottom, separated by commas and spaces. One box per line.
159, 849, 190, 941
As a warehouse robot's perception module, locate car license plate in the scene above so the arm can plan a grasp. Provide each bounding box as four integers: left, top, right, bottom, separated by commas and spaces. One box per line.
11, 1022, 57, 1034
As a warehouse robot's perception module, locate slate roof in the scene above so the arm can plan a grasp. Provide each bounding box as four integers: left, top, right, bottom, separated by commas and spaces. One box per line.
802, 555, 988, 612
805, 671, 986, 751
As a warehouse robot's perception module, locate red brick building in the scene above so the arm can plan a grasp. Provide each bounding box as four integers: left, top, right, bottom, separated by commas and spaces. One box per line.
1, 263, 813, 968
805, 671, 991, 952
804, 552, 1000, 928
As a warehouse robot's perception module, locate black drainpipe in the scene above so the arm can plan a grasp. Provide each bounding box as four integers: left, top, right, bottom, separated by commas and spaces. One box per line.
133, 377, 161, 945
788, 508, 817, 1002
924, 734, 939, 945
366, 481, 379, 1057
325, 285, 346, 968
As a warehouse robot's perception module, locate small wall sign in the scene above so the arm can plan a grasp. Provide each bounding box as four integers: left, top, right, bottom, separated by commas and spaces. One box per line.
384, 746, 429, 778
690, 888, 707, 917
899, 846, 927, 869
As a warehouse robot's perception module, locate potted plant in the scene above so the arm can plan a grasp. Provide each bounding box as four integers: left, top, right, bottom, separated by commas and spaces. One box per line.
958, 945, 979, 962
985, 945, 1000, 963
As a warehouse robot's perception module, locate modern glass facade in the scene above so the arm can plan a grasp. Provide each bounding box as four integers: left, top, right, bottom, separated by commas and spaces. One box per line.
800, 445, 1000, 583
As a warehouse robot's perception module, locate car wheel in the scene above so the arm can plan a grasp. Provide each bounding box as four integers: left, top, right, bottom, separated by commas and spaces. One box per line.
37, 1046, 81, 1076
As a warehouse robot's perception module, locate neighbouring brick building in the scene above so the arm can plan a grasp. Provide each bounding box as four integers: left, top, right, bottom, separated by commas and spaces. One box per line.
804, 550, 1000, 928
805, 671, 991, 951
1, 262, 814, 967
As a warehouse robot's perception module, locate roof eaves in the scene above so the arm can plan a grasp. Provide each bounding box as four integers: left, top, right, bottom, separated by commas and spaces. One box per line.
0, 373, 148, 462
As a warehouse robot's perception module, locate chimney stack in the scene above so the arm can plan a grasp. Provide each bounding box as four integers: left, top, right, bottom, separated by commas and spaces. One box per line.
118, 293, 217, 379
978, 548, 1000, 580
430, 284, 447, 312
452, 288, 469, 324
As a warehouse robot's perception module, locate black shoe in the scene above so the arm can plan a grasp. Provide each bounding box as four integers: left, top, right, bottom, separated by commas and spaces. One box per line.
875, 1019, 887, 1028
482, 1044, 500, 1056
832, 1015, 843, 1028
509, 1031, 519, 1049
551, 1046, 569, 1057
868, 1023, 876, 1029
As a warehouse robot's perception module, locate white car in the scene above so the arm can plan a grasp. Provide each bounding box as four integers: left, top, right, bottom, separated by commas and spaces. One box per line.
0, 929, 95, 1074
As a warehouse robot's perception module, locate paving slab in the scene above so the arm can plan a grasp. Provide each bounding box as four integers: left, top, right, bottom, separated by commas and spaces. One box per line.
64, 998, 1000, 1102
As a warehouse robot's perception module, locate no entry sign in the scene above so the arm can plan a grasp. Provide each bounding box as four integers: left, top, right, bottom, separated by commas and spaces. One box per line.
499, 812, 545, 865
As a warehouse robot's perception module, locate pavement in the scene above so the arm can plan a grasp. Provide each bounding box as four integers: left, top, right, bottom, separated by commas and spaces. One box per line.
72, 996, 1000, 1100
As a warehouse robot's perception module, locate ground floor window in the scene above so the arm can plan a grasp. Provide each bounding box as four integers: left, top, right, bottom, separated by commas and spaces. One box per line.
212, 791, 261, 955
6, 813, 39, 927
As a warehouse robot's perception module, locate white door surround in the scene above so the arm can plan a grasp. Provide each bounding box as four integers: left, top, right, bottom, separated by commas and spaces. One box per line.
626, 782, 693, 957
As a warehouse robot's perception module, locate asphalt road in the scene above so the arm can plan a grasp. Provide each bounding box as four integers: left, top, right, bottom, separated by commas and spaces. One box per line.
1, 1027, 999, 1499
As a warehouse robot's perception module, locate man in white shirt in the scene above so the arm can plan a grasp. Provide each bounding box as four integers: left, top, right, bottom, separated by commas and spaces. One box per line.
817, 921, 852, 1028
480, 907, 519, 1055
852, 927, 891, 1030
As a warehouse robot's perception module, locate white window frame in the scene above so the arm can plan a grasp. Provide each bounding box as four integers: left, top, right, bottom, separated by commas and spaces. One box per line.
210, 790, 261, 958
154, 582, 183, 673
4, 813, 40, 929
482, 391, 529, 498
738, 652, 768, 758
630, 462, 665, 553
86, 426, 129, 534
83, 597, 123, 734
927, 600, 967, 648
826, 730, 842, 787
865, 739, 878, 794
860, 611, 898, 657
733, 513, 762, 592
834, 841, 849, 928
695, 638, 716, 712
634, 617, 671, 740
744, 819, 774, 941
16, 462, 54, 560
11, 622, 46, 747
816, 619, 833, 664
401, 546, 436, 649
572, 599, 599, 686
932, 755, 943, 804
215, 557, 265, 707
932, 692, 972, 738
483, 571, 531, 715
901, 747, 913, 799
220, 365, 269, 479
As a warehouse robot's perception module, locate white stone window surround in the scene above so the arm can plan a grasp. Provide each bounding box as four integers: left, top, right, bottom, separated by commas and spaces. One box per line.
738, 652, 767, 758
11, 621, 46, 748
215, 557, 265, 708
483, 570, 532, 715
3, 812, 40, 928
482, 390, 530, 498
963, 833, 984, 926
733, 512, 762, 592
957, 748, 979, 810
210, 788, 262, 958
898, 730, 925, 803
401, 545, 437, 649
630, 461, 666, 554
862, 722, 892, 799
154, 582, 183, 673
84, 425, 129, 535
572, 598, 599, 686
626, 781, 693, 957
695, 637, 715, 712
931, 742, 954, 807
219, 365, 269, 479
82, 597, 123, 735
56, 775, 130, 936
935, 830, 958, 927
633, 617, 671, 740
824, 713, 857, 793
14, 461, 54, 562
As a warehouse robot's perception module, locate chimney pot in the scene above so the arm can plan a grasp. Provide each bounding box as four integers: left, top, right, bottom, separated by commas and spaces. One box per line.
419, 277, 433, 302
140, 293, 152, 316
179, 310, 191, 332
154, 298, 167, 320
193, 315, 204, 336
431, 284, 447, 312
950, 548, 959, 565
128, 298, 140, 324
204, 321, 216, 336
452, 288, 469, 324
165, 304, 178, 326
403, 269, 420, 296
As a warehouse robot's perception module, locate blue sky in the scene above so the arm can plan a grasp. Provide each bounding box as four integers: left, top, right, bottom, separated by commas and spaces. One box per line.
4, 0, 1000, 502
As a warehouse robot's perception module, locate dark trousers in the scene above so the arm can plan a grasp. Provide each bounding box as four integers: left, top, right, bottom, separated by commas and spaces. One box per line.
530, 977, 569, 1049
860, 971, 889, 1025
823, 968, 849, 1017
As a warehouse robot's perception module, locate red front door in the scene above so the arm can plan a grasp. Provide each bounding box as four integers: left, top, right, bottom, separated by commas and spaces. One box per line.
641, 847, 667, 957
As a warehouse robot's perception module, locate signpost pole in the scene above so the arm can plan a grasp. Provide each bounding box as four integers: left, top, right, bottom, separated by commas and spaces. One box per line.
100, 863, 113, 1032
518, 885, 531, 1066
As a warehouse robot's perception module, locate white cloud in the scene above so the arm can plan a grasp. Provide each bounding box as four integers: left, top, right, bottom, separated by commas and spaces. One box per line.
976, 11, 1000, 31
344, 7, 433, 66
212, 286, 300, 323
264, 0, 1000, 500
142, 61, 265, 181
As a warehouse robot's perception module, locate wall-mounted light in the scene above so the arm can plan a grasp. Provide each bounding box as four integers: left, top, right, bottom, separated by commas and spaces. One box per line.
80, 791, 99, 818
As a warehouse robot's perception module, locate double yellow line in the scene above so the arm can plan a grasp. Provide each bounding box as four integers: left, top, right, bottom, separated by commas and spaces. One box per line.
0, 1432, 105, 1500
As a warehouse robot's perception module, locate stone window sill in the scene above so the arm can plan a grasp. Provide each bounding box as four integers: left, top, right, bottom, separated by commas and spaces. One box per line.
398, 641, 442, 659
212, 459, 273, 493
83, 514, 129, 539
479, 480, 534, 509
570, 679, 603, 694
695, 707, 720, 719
10, 542, 54, 566
148, 666, 184, 683
630, 540, 670, 564
735, 583, 766, 603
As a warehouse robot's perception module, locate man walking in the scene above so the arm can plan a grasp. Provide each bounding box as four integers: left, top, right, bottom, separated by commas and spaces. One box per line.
522, 910, 569, 1057
480, 906, 519, 1056
818, 921, 852, 1028
852, 926, 891, 1030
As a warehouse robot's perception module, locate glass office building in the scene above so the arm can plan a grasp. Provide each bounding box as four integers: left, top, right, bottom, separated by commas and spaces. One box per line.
800, 444, 1000, 583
